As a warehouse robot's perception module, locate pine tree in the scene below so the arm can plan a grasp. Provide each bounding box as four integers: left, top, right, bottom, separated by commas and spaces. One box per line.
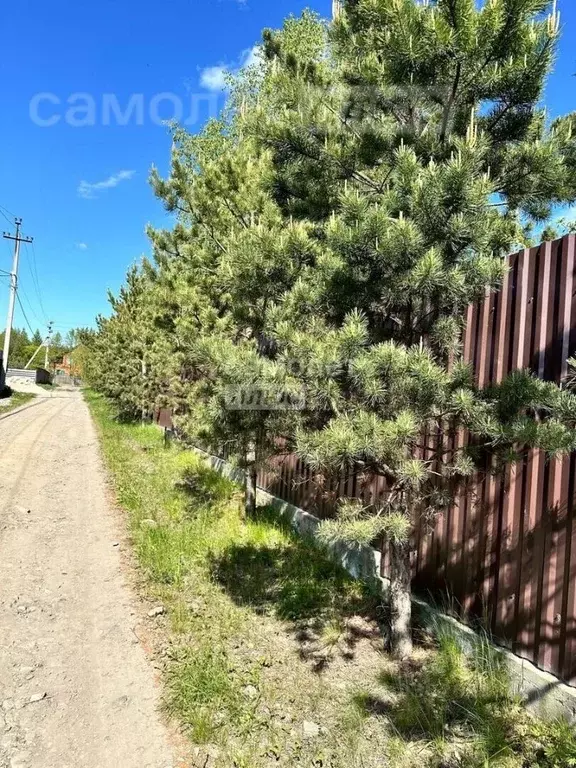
85, 265, 159, 417
245, 0, 576, 657
146, 110, 312, 514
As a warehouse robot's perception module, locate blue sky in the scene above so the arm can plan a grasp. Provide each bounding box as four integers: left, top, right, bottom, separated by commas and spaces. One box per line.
0, 0, 574, 337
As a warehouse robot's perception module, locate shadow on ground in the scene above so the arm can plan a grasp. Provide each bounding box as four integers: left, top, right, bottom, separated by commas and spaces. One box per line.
209, 505, 385, 671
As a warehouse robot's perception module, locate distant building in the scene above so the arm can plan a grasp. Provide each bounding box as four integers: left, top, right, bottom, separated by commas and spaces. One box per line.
53, 351, 76, 377
53, 346, 87, 379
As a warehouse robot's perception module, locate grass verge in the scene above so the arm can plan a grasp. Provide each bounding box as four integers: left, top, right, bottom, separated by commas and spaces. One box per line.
85, 389, 576, 768
0, 391, 35, 415
85, 390, 388, 767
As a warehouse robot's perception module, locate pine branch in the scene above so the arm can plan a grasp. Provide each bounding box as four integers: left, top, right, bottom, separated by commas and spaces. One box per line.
440, 62, 462, 143
221, 196, 251, 230
486, 39, 555, 136
321, 99, 363, 142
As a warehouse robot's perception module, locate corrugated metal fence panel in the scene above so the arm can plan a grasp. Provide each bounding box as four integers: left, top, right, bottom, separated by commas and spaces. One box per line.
7, 368, 36, 381
408, 235, 576, 681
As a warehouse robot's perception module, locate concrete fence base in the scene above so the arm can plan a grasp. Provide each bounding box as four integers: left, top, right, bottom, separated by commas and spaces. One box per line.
193, 445, 576, 720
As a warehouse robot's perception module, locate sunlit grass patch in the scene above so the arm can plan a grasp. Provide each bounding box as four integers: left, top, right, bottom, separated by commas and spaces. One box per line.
166, 643, 256, 744
85, 390, 389, 766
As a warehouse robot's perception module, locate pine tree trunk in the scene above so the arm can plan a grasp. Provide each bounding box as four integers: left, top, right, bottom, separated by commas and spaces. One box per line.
141, 358, 147, 425
245, 440, 257, 518
389, 539, 413, 659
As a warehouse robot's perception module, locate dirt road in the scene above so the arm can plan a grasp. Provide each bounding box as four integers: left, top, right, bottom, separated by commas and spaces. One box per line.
0, 392, 176, 768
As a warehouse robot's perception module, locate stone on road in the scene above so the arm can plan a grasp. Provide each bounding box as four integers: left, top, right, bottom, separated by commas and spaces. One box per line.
0, 391, 177, 768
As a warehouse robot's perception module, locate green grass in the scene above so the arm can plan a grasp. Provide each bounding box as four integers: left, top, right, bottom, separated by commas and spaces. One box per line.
85, 389, 576, 768
0, 391, 35, 415
85, 390, 388, 767
209, 505, 374, 622
354, 628, 576, 768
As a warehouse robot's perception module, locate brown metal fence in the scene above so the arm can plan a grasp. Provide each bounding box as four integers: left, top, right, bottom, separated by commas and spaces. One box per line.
256, 234, 576, 683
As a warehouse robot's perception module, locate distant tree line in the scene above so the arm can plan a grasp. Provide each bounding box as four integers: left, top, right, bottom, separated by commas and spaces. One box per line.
0, 327, 87, 370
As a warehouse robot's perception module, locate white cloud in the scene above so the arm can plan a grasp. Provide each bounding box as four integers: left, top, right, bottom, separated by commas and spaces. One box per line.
78, 169, 135, 199
200, 65, 228, 92
199, 45, 262, 92
241, 45, 261, 69
75, 242, 88, 250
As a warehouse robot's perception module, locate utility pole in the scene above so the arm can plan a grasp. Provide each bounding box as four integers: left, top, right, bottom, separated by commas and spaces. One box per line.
44, 321, 53, 370
1, 219, 33, 389
25, 321, 53, 370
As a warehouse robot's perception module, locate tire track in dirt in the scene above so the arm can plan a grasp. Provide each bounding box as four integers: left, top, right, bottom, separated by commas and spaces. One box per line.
0, 398, 74, 522
0, 393, 178, 768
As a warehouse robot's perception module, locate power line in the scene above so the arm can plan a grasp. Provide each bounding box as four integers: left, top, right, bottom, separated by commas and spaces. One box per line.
0, 204, 15, 227
30, 241, 43, 307
0, 203, 16, 218
15, 290, 36, 337
23, 247, 40, 310
17, 283, 44, 327
23, 242, 47, 323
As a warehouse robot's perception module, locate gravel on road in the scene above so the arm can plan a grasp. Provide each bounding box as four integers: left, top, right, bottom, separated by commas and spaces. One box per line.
0, 392, 178, 768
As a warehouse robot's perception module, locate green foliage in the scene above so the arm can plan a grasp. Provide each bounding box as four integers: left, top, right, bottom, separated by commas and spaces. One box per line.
319, 499, 411, 547
0, 325, 87, 372
83, 0, 576, 649
0, 328, 38, 369
523, 718, 576, 767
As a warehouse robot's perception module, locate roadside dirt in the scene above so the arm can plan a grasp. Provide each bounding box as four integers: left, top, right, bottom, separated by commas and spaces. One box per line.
0, 392, 179, 768
4, 377, 55, 398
